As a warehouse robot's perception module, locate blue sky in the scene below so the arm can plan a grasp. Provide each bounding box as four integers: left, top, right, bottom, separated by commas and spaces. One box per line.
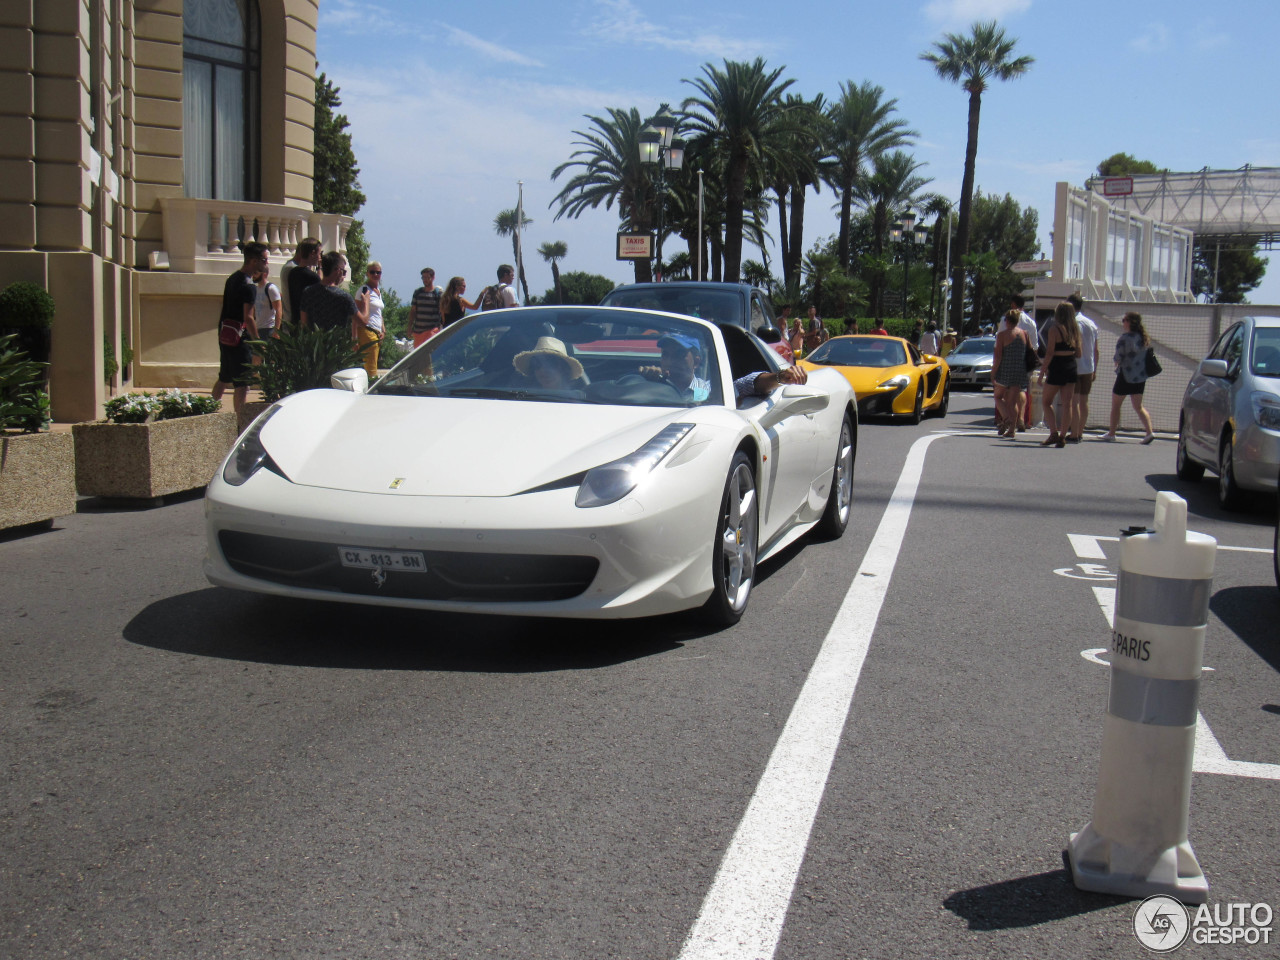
314, 0, 1280, 306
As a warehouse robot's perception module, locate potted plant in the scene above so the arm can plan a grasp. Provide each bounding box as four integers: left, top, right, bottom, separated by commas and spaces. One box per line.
72, 388, 238, 501
0, 281, 55, 392
0, 334, 73, 532
238, 325, 368, 431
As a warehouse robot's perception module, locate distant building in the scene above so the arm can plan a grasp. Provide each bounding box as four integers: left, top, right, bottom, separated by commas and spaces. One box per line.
0, 0, 349, 421
1034, 182, 1195, 311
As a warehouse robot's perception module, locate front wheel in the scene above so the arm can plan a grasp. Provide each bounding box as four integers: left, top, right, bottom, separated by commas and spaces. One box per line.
1176, 417, 1205, 481
908, 382, 924, 425
1218, 434, 1245, 511
814, 413, 855, 540
701, 452, 759, 626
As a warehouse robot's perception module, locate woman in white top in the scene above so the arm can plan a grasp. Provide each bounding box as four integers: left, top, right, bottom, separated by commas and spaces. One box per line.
355, 261, 385, 379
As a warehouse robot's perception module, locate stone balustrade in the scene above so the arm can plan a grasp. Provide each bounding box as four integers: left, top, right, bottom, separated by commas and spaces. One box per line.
159, 198, 352, 274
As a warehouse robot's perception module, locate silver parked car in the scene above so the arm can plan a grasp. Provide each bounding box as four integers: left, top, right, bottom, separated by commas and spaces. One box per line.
944, 336, 996, 389
1177, 315, 1280, 509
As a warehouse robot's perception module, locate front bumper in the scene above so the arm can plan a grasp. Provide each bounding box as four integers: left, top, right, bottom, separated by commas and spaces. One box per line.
947, 364, 991, 387
203, 464, 720, 619
856, 384, 908, 417
1233, 422, 1280, 493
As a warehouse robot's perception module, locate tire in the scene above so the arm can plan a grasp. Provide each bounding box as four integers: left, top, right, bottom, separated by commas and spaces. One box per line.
814, 413, 855, 540
908, 382, 924, 425
701, 451, 758, 626
1176, 416, 1205, 481
1218, 434, 1245, 511
932, 378, 949, 418
1273, 489, 1279, 592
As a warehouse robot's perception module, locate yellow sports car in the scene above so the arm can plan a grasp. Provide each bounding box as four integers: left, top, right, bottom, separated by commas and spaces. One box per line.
800, 335, 949, 423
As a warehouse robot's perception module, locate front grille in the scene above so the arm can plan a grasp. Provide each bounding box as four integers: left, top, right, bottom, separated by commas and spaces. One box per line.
857, 392, 900, 417
218, 531, 599, 602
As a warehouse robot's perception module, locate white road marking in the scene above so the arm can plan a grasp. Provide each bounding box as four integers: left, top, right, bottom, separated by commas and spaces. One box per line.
675, 433, 951, 960
1069, 534, 1271, 556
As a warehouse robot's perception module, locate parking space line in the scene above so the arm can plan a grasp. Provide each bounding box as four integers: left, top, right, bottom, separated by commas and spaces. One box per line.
676, 433, 951, 960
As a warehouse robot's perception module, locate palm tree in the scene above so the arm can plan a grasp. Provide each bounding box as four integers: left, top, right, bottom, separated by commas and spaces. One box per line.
538, 240, 568, 303
551, 107, 658, 283
767, 93, 831, 291
493, 207, 533, 302
921, 20, 1033, 333
826, 81, 916, 272
681, 58, 797, 283
855, 151, 931, 319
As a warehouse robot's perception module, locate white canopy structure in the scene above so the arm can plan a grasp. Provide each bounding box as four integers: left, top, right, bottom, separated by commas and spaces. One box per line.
1087, 166, 1280, 246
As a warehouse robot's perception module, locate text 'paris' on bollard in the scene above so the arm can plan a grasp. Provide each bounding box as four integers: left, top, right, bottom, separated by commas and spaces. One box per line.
1067, 491, 1217, 904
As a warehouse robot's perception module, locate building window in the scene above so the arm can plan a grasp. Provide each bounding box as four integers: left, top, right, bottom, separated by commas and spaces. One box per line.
183, 0, 260, 200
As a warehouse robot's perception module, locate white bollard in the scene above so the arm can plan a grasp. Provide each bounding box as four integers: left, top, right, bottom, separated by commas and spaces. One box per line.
1067, 491, 1217, 903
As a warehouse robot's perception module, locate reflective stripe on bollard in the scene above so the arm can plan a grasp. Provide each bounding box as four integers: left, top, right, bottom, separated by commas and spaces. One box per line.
1068, 492, 1217, 904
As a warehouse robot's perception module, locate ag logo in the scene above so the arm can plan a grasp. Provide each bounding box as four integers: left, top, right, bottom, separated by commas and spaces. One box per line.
1133, 895, 1190, 952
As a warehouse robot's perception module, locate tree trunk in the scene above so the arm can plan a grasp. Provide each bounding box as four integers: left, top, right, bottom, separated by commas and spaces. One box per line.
776, 189, 790, 283
710, 233, 723, 282
949, 89, 982, 333
722, 151, 749, 283
552, 262, 562, 304
837, 168, 854, 271
788, 184, 806, 290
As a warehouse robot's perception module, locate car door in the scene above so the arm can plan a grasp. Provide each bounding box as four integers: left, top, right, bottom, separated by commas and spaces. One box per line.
906, 341, 941, 404
1187, 323, 1243, 462
721, 327, 822, 539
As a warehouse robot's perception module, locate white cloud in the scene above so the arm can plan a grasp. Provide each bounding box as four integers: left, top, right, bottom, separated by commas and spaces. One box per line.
922, 0, 1032, 26
1192, 19, 1229, 51
441, 25, 544, 67
583, 0, 775, 61
1130, 23, 1171, 54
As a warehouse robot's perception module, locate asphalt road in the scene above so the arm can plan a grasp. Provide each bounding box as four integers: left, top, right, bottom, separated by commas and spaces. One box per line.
2, 389, 1277, 960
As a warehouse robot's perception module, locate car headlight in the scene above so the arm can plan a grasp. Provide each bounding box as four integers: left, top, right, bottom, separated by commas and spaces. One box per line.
223, 404, 285, 486
976, 359, 992, 369
877, 374, 910, 390
576, 423, 694, 508
1251, 391, 1280, 431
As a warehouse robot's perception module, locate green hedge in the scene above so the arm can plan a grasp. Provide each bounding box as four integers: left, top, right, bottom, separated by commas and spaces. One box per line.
0, 281, 55, 328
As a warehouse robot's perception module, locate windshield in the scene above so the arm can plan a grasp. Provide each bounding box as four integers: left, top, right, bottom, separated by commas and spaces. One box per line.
1251, 326, 1280, 378
806, 337, 907, 368
603, 287, 746, 326
952, 338, 995, 356
372, 308, 724, 407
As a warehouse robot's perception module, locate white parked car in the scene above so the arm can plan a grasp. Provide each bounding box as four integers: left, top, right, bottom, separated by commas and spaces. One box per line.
1177, 315, 1280, 509
205, 306, 857, 625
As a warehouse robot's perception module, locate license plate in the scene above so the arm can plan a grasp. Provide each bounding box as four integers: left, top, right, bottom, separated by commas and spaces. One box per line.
338, 547, 428, 573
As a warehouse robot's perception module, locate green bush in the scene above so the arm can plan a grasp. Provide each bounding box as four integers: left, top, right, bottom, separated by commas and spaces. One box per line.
0, 281, 56, 328
104, 389, 221, 424
0, 334, 49, 432
244, 325, 369, 403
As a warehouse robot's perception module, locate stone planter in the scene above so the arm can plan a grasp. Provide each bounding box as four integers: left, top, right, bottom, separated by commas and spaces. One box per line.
73, 411, 239, 500
0, 431, 76, 531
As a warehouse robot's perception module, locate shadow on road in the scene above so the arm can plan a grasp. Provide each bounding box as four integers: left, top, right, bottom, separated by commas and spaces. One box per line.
1147, 472, 1276, 524
943, 859, 1128, 930
1210, 585, 1280, 675
123, 587, 711, 672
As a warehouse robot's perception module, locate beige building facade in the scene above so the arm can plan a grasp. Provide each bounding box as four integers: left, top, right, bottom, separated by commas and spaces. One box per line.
0, 0, 349, 422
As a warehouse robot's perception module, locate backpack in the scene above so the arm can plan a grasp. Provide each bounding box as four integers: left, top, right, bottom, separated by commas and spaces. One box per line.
479, 283, 506, 311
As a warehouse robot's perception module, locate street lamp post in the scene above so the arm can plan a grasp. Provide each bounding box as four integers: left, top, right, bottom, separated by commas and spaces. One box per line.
889, 209, 929, 319
638, 106, 684, 282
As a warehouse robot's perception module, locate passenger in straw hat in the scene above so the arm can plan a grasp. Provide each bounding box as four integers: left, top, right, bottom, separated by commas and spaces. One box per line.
512, 336, 584, 390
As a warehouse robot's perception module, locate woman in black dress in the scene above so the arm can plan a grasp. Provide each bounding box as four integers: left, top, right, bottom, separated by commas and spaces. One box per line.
1040, 301, 1081, 447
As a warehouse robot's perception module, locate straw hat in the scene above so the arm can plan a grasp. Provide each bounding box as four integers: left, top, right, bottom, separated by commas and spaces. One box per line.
512, 336, 584, 380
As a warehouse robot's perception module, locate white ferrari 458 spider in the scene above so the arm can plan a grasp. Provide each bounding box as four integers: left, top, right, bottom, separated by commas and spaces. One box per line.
204, 306, 857, 624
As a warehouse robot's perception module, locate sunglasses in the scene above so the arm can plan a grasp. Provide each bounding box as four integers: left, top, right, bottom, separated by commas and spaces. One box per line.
368, 269, 382, 275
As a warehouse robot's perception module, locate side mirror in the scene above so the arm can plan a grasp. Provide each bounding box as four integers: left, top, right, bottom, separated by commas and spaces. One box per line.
331, 367, 369, 393
757, 385, 830, 429
1198, 358, 1229, 379
757, 327, 782, 344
